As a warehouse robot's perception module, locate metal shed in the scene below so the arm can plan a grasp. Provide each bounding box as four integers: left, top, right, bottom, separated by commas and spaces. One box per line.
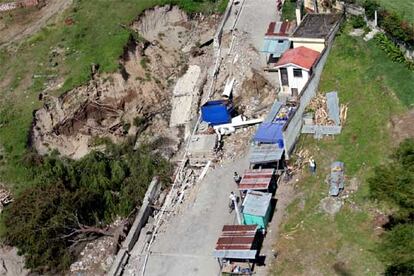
249, 143, 284, 165
238, 169, 275, 192
242, 191, 272, 229
213, 225, 259, 260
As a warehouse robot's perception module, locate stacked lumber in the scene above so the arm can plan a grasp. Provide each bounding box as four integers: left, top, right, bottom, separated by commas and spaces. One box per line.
308, 94, 335, 126
340, 103, 348, 126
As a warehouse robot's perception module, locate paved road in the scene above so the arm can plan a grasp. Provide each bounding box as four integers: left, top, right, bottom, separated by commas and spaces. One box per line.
140, 157, 248, 276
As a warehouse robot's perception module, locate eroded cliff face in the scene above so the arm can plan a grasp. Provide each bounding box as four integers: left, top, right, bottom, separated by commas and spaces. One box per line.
31, 6, 219, 159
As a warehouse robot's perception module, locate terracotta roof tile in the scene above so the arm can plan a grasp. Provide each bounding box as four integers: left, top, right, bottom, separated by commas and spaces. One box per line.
275, 46, 320, 70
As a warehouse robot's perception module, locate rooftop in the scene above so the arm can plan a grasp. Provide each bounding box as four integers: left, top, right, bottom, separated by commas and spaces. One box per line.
265, 21, 296, 37
213, 225, 258, 260
292, 13, 342, 39
242, 191, 272, 217
274, 46, 320, 70
238, 169, 275, 191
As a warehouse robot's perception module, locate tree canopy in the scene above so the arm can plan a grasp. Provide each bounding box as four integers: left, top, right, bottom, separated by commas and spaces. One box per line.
1, 141, 170, 273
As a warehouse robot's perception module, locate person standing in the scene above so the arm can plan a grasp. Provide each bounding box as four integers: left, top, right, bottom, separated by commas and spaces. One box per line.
309, 158, 316, 175
233, 172, 242, 185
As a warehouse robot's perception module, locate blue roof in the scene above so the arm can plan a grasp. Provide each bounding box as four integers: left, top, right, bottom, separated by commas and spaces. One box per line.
254, 122, 284, 144
261, 39, 291, 57
201, 100, 232, 126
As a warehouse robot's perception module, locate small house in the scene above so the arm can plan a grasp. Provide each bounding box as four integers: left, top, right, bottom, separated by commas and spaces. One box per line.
261, 21, 296, 67
290, 13, 342, 53
274, 46, 320, 98
213, 225, 260, 274
242, 191, 272, 229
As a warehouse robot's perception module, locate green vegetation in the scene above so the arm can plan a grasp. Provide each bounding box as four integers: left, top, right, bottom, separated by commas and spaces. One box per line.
0, 0, 227, 189
376, 0, 414, 24
273, 23, 412, 275
281, 0, 297, 21
2, 141, 171, 272
0, 0, 227, 272
374, 33, 414, 70
350, 15, 366, 29
368, 139, 414, 275
362, 0, 414, 45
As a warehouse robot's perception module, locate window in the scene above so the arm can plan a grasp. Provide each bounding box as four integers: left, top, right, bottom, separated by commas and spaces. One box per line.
280, 68, 288, 86
293, 69, 302, 78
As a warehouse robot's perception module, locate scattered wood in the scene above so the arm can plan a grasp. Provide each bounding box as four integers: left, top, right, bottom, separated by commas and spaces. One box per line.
308, 94, 335, 126
0, 186, 13, 212
340, 103, 348, 126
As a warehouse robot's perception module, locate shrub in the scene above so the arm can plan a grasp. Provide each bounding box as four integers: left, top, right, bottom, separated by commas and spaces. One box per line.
363, 0, 380, 20
350, 15, 366, 29
2, 142, 171, 272
373, 33, 413, 71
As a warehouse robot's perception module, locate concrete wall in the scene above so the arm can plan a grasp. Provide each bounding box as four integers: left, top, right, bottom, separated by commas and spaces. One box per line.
282, 15, 343, 159
108, 177, 161, 276
292, 40, 326, 53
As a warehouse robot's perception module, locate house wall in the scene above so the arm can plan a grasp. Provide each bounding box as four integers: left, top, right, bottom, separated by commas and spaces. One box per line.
292, 41, 325, 53
278, 65, 310, 95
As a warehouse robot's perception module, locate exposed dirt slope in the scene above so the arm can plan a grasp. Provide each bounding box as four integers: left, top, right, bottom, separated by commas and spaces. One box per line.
31, 6, 218, 159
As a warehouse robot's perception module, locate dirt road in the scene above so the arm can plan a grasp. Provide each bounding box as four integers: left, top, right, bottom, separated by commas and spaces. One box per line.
123, 1, 281, 275
0, 0, 72, 48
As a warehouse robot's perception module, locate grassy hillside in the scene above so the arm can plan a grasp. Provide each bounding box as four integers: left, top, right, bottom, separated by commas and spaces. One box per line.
272, 24, 412, 275
0, 0, 227, 191
376, 0, 414, 24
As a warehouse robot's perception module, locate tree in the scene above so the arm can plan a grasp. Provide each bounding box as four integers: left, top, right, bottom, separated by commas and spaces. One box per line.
369, 139, 414, 275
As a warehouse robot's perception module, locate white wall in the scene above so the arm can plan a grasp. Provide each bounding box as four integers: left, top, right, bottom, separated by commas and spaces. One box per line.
278, 65, 310, 96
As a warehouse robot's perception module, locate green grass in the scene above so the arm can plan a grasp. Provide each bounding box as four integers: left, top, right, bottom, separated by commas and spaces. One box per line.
281, 0, 296, 21
376, 0, 414, 24
272, 24, 412, 275
0, 0, 227, 190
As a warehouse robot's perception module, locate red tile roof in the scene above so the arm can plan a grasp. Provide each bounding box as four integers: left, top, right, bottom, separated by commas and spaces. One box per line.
275, 46, 320, 70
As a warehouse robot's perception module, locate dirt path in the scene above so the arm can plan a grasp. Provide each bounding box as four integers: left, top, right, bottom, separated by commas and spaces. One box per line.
0, 0, 72, 48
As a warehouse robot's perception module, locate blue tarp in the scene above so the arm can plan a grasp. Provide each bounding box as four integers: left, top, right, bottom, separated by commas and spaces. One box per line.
254, 122, 285, 147
261, 39, 291, 58
201, 100, 232, 125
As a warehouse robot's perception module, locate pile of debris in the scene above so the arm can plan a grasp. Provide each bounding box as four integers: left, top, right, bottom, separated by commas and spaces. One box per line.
307, 94, 348, 126
0, 185, 13, 212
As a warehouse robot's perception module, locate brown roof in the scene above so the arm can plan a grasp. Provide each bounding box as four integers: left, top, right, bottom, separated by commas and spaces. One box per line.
238, 169, 275, 191
265, 21, 296, 37
292, 13, 342, 39
215, 225, 258, 251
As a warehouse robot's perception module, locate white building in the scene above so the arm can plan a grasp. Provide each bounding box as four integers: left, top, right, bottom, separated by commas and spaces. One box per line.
274, 46, 320, 98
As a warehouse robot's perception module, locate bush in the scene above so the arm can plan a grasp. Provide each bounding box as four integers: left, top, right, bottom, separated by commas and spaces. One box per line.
363, 0, 380, 20
374, 33, 414, 71
350, 15, 366, 29
2, 142, 171, 272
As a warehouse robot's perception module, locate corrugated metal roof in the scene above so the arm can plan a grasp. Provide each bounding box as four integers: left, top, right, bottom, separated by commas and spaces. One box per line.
261, 39, 291, 57
242, 191, 272, 217
265, 21, 296, 37
326, 91, 340, 125
213, 225, 258, 259
238, 169, 275, 191
249, 143, 284, 164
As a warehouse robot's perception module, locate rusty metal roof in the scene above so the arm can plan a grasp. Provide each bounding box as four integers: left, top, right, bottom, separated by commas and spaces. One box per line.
213, 225, 258, 259
265, 21, 296, 38
238, 169, 275, 191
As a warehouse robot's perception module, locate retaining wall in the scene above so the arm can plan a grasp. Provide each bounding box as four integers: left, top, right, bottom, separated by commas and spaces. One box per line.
108, 177, 161, 276
282, 15, 343, 159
